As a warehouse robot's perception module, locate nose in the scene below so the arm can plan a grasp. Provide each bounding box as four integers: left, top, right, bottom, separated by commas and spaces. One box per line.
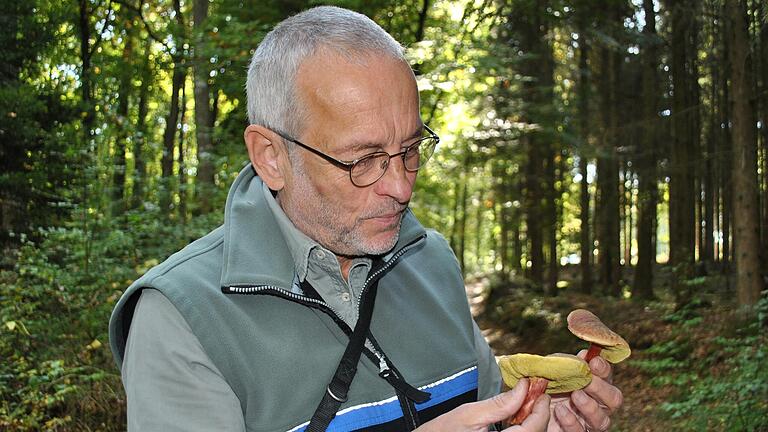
374, 154, 414, 203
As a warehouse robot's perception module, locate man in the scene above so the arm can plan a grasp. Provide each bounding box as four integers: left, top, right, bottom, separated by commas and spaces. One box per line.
109, 6, 622, 431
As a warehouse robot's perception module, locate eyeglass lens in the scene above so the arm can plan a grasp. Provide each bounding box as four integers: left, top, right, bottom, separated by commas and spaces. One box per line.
349, 136, 437, 186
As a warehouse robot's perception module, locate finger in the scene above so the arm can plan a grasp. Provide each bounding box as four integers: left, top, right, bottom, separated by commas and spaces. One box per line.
551, 403, 584, 432
571, 389, 611, 431
415, 380, 530, 431
507, 394, 551, 432
582, 375, 623, 413
588, 356, 612, 382
475, 378, 529, 425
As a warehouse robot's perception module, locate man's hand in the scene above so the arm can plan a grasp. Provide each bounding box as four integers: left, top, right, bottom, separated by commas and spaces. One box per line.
547, 352, 624, 432
415, 378, 550, 432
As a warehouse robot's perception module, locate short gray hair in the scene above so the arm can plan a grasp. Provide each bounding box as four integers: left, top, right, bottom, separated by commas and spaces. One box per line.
245, 6, 406, 136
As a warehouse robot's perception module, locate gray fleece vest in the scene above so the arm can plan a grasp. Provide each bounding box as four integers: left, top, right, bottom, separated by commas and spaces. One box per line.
109, 166, 479, 432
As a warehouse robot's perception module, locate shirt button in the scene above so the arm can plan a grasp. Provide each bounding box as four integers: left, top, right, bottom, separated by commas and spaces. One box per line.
341, 292, 351, 302
315, 250, 326, 260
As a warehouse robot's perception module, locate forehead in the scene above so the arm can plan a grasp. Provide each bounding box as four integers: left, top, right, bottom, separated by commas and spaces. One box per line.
295, 50, 421, 151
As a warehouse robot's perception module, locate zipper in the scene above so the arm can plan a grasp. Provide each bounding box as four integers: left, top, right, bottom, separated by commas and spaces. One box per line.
221, 233, 429, 405
222, 233, 426, 335
223, 284, 353, 336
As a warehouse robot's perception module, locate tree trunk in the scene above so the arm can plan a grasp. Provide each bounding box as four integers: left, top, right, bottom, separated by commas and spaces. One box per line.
577, 24, 592, 294
112, 25, 135, 216
160, 0, 186, 214
666, 0, 698, 303
702, 17, 717, 265
547, 150, 564, 295
77, 0, 95, 271
525, 133, 545, 286
179, 77, 189, 222
414, 0, 430, 43
512, 1, 553, 289
720, 2, 733, 270
449, 180, 460, 252
597, 44, 621, 297
193, 0, 215, 212
132, 40, 152, 209
161, 62, 185, 214
727, 0, 764, 308
760, 1, 768, 270
633, 0, 659, 300
458, 155, 470, 275
496, 177, 510, 277
475, 189, 484, 270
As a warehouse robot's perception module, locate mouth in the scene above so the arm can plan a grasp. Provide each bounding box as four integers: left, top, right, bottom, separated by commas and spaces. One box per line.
368, 209, 405, 227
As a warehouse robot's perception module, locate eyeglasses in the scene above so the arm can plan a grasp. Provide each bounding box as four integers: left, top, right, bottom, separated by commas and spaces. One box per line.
273, 126, 440, 187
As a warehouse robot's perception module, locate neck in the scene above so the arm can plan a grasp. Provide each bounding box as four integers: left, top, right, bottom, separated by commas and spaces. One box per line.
337, 255, 354, 281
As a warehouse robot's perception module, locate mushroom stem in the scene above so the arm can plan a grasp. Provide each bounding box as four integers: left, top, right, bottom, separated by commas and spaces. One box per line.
584, 343, 603, 363
510, 377, 549, 425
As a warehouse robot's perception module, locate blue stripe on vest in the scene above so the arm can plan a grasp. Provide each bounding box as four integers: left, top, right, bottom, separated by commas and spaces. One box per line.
287, 366, 479, 432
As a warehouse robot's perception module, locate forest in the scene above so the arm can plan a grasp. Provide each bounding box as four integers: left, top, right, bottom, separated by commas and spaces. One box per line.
1, 0, 766, 430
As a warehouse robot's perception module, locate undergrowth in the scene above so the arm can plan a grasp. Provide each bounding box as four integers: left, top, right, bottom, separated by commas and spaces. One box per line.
0, 209, 220, 431
632, 290, 768, 431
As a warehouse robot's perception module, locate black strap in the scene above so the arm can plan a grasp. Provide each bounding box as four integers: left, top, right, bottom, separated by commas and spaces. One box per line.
304, 276, 381, 432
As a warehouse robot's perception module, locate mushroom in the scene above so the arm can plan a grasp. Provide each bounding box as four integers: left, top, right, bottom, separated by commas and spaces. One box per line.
497, 353, 592, 424
567, 309, 631, 363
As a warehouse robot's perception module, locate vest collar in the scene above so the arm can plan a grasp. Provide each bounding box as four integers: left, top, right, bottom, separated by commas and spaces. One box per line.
219, 164, 426, 288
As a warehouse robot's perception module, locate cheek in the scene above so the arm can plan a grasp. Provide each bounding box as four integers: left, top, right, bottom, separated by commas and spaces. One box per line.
313, 176, 366, 213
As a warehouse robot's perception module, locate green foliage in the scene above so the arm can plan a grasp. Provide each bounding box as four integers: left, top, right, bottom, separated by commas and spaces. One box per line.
0, 209, 221, 430
633, 292, 768, 431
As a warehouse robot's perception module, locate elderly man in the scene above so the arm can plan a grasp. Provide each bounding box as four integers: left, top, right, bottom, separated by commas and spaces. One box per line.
109, 6, 622, 432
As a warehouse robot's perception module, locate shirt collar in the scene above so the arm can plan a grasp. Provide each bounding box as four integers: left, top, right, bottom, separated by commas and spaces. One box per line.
219, 164, 426, 288
262, 181, 321, 282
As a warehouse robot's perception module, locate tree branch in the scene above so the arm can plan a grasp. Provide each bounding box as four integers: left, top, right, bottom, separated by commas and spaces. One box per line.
112, 0, 174, 54
85, 0, 114, 64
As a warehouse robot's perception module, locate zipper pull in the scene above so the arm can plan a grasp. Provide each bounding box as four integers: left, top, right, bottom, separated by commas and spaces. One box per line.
379, 366, 431, 404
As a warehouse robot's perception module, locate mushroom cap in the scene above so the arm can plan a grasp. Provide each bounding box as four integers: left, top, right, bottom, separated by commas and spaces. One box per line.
567, 309, 631, 363
498, 353, 592, 393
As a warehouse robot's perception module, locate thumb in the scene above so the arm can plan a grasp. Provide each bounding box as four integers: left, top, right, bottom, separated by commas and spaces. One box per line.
476, 378, 530, 424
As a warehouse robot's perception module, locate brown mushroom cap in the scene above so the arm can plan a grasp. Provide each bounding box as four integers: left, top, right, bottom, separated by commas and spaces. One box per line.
567, 309, 631, 363
498, 353, 592, 393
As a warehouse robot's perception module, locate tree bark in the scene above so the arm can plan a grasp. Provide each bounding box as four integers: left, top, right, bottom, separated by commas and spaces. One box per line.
160, 0, 186, 214
132, 40, 152, 209
702, 17, 717, 265
458, 155, 470, 275
633, 0, 659, 300
193, 0, 215, 212
511, 1, 553, 289
161, 62, 185, 213
666, 0, 698, 303
577, 20, 592, 294
414, 0, 430, 43
759, 1, 768, 270
596, 43, 621, 297
475, 189, 484, 269
727, 0, 764, 308
720, 1, 732, 270
179, 80, 188, 222
112, 22, 135, 215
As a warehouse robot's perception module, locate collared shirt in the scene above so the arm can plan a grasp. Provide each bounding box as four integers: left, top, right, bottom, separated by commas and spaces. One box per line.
122, 182, 501, 431
264, 182, 370, 327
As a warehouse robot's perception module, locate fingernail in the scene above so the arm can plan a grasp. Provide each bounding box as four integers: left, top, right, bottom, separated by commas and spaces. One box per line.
592, 356, 608, 371
573, 389, 588, 403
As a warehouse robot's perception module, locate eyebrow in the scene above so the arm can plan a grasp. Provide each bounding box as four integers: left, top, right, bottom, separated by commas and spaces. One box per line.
341, 125, 425, 156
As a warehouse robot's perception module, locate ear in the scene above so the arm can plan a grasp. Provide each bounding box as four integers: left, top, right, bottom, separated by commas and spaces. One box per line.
244, 124, 286, 191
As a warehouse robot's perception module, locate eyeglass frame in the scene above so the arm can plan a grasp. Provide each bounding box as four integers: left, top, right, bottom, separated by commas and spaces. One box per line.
272, 125, 440, 187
